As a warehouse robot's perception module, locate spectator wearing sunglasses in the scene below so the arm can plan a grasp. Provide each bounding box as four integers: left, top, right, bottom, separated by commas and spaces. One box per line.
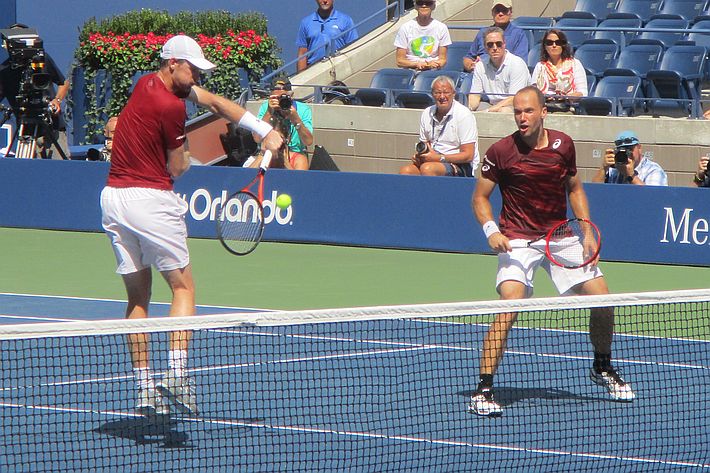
463, 0, 528, 72
531, 30, 588, 112
296, 0, 359, 72
592, 131, 668, 186
468, 27, 530, 113
394, 0, 451, 71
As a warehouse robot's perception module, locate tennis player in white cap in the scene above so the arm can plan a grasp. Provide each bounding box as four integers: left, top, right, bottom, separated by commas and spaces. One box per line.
100, 35, 283, 417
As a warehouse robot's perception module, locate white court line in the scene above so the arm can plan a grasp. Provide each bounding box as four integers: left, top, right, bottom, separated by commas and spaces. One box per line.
0, 401, 708, 470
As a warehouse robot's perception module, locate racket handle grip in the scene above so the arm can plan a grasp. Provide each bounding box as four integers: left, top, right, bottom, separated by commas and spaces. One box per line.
260, 150, 273, 171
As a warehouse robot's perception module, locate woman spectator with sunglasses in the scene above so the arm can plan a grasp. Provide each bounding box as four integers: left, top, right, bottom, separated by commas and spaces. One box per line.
531, 29, 588, 112
394, 0, 451, 71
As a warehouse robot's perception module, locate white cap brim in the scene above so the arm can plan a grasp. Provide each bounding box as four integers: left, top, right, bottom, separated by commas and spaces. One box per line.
185, 57, 217, 72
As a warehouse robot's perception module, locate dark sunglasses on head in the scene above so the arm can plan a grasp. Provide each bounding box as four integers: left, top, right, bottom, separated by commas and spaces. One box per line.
544, 39, 567, 46
614, 137, 638, 147
416, 0, 434, 6
485, 41, 504, 49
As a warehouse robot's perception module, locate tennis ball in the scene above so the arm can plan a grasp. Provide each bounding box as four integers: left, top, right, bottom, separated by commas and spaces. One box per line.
276, 193, 292, 209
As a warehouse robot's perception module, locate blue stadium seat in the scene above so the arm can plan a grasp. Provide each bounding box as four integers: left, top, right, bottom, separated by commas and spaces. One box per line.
586, 73, 598, 95
650, 0, 708, 21
616, 0, 663, 22
631, 18, 690, 48
646, 45, 706, 117
512, 17, 555, 45
594, 16, 643, 47
576, 75, 643, 116
442, 41, 470, 72
354, 68, 415, 107
573, 0, 619, 21
554, 17, 599, 48
527, 45, 541, 73
604, 42, 663, 77
575, 40, 620, 77
686, 19, 710, 78
394, 70, 460, 109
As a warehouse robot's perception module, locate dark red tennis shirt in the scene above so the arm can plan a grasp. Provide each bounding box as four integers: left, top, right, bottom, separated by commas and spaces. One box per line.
480, 129, 577, 239
107, 73, 187, 191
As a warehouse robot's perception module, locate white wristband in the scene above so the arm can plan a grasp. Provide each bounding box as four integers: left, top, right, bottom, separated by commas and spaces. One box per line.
237, 111, 273, 139
482, 221, 500, 239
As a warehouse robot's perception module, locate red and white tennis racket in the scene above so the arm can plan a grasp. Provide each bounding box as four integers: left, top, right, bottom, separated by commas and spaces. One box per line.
513, 218, 602, 269
216, 150, 273, 256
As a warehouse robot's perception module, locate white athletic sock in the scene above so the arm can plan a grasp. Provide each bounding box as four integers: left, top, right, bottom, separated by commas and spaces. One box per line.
168, 349, 188, 378
134, 367, 153, 390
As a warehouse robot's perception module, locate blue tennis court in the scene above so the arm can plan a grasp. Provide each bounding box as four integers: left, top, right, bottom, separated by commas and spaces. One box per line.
0, 293, 708, 472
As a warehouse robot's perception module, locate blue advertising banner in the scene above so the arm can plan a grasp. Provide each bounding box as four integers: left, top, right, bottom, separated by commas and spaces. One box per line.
0, 159, 708, 266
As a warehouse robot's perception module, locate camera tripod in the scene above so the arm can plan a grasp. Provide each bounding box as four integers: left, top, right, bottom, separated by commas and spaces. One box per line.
0, 103, 68, 159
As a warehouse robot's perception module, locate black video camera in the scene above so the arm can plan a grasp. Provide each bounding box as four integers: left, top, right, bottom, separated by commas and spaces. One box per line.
415, 141, 428, 154
278, 94, 293, 111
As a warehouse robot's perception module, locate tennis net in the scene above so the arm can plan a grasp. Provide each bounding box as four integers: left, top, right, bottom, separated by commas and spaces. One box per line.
0, 289, 708, 472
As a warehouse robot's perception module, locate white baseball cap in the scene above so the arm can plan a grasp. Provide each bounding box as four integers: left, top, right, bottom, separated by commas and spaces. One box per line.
160, 35, 216, 71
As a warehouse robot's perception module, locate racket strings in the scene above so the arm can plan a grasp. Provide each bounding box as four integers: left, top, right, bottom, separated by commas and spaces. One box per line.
217, 191, 264, 255
547, 220, 601, 268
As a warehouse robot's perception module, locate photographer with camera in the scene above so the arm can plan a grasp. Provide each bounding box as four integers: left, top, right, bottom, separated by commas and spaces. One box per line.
692, 155, 710, 187
592, 131, 668, 186
399, 75, 479, 176
0, 23, 70, 159
251, 76, 312, 170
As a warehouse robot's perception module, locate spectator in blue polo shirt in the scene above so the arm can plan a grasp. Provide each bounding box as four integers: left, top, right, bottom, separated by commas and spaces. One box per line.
297, 0, 359, 72
463, 0, 528, 72
592, 131, 668, 186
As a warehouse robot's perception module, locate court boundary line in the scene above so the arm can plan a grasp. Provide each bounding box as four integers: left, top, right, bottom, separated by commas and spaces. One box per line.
0, 401, 707, 470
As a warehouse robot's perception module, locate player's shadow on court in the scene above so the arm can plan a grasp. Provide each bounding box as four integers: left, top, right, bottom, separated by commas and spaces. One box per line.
95, 416, 192, 448
459, 387, 600, 407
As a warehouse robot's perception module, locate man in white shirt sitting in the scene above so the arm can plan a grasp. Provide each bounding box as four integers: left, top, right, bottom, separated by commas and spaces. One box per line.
468, 27, 531, 113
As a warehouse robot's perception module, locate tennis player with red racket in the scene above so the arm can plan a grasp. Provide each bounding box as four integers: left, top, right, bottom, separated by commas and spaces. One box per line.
469, 86, 635, 417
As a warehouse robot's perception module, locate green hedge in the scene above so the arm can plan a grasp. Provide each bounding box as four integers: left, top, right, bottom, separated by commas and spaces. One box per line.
74, 9, 281, 143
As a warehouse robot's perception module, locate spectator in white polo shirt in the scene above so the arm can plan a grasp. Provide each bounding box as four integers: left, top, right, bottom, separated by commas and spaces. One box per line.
399, 75, 480, 177
468, 27, 530, 113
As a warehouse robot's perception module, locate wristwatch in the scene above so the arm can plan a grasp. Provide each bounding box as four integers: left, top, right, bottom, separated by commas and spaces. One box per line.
626, 170, 638, 183
439, 154, 446, 162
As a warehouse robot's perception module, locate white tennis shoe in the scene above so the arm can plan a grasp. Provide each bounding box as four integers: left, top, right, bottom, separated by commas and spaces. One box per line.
590, 368, 636, 402
468, 388, 503, 417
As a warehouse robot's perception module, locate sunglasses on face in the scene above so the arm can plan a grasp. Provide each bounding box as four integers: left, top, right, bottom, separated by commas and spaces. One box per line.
544, 39, 567, 46
614, 137, 638, 147
486, 41, 504, 49
416, 1, 434, 7
493, 6, 511, 14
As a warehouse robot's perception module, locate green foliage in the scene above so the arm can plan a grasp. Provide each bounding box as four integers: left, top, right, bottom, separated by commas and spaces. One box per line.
73, 9, 281, 143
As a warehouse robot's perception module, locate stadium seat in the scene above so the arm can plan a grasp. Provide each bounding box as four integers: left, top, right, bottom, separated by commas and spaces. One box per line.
575, 40, 620, 77
594, 16, 643, 47
394, 70, 460, 109
576, 75, 643, 116
512, 16, 555, 45
527, 46, 541, 73
554, 17, 599, 48
456, 72, 473, 106
573, 0, 619, 21
686, 19, 710, 78
650, 0, 708, 22
442, 41, 471, 72
631, 18, 690, 48
646, 45, 706, 117
616, 0, 663, 22
603, 43, 663, 96
353, 68, 415, 107
586, 73, 597, 95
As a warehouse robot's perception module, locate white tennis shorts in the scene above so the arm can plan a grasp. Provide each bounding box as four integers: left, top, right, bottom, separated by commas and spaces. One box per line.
496, 239, 603, 297
100, 186, 190, 275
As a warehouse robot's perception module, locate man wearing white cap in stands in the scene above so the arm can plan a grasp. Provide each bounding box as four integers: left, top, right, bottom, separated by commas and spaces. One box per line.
100, 35, 283, 418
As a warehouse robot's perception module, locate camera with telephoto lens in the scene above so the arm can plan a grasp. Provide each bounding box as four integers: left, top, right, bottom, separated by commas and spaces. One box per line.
278, 94, 293, 111
0, 27, 52, 118
415, 141, 428, 154
614, 147, 630, 164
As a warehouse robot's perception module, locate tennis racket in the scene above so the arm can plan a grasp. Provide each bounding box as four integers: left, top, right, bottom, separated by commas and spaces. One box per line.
513, 218, 602, 269
216, 150, 273, 256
